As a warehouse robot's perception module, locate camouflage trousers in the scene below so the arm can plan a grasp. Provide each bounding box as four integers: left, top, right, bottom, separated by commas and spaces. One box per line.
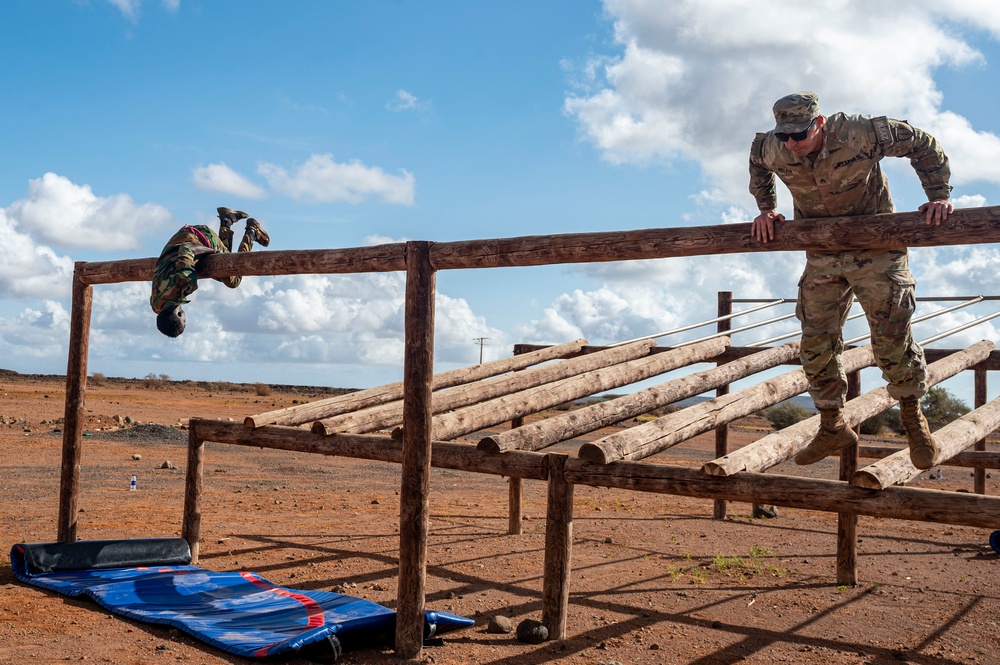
795, 248, 928, 409
149, 224, 255, 314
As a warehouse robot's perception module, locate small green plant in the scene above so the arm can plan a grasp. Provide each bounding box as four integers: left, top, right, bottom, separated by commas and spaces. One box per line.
762, 401, 811, 430
690, 568, 707, 585
837, 585, 849, 592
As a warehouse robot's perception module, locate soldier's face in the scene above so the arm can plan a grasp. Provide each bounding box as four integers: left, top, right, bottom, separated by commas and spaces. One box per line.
781, 116, 824, 157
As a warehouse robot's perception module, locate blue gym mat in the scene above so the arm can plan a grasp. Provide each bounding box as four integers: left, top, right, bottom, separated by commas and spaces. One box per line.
11, 539, 473, 660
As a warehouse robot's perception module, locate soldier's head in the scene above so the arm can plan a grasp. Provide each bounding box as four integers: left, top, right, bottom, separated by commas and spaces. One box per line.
156, 303, 187, 338
772, 91, 825, 157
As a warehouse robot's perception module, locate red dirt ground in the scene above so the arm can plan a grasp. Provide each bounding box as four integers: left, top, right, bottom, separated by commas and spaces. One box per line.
0, 373, 998, 665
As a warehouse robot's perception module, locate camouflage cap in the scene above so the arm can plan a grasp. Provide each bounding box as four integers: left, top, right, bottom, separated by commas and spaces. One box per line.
773, 92, 820, 133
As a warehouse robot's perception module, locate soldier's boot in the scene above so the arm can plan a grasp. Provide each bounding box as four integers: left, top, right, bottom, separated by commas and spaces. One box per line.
794, 407, 858, 465
900, 396, 939, 470
217, 207, 249, 228
245, 218, 270, 247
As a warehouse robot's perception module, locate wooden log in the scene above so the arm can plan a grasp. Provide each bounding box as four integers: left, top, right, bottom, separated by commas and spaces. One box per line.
578, 346, 877, 464
975, 368, 988, 494
58, 268, 92, 543
837, 371, 861, 586
181, 428, 204, 564
541, 455, 573, 640
859, 446, 1000, 469
75, 244, 408, 285
189, 419, 549, 480
414, 338, 730, 443
428, 206, 1000, 270
311, 339, 657, 436
702, 341, 995, 477
396, 241, 435, 660
852, 392, 1000, 489
247, 338, 589, 429
562, 459, 1000, 529
479, 339, 795, 454
715, 291, 732, 521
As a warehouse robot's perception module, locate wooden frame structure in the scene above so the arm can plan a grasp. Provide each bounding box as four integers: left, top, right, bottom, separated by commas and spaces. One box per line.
57, 206, 1000, 659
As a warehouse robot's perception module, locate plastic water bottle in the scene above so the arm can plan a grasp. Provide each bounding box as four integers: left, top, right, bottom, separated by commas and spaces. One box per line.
130, 474, 137, 491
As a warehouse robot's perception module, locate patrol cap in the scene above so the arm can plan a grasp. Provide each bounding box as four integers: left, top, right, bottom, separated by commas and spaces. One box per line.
773, 92, 820, 133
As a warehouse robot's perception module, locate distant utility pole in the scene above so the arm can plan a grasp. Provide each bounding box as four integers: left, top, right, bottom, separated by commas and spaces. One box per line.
473, 337, 491, 364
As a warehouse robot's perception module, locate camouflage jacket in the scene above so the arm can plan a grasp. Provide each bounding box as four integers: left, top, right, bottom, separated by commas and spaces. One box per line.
149, 225, 227, 314
749, 112, 952, 219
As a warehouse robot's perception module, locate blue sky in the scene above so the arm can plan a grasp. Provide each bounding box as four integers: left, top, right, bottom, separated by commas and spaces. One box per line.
3, 1, 1000, 405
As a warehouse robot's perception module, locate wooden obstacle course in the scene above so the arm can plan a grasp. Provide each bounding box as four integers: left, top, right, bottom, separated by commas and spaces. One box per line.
58, 206, 1000, 659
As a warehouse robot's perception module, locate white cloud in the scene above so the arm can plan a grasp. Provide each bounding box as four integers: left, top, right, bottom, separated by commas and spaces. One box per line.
386, 89, 431, 112
8, 172, 172, 251
566, 0, 1000, 207
106, 0, 139, 21
0, 209, 73, 299
257, 154, 415, 205
192, 163, 267, 199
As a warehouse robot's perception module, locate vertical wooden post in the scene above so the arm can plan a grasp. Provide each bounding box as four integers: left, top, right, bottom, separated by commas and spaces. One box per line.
58, 266, 92, 543
542, 454, 573, 640
975, 367, 987, 495
715, 291, 732, 519
508, 416, 525, 536
182, 426, 205, 564
396, 241, 436, 660
836, 370, 861, 585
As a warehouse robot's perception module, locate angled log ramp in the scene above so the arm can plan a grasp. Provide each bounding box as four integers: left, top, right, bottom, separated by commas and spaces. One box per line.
311, 339, 658, 436
578, 345, 878, 464
853, 393, 1000, 489
393, 338, 729, 443
245, 338, 589, 429
702, 341, 995, 476
479, 341, 800, 454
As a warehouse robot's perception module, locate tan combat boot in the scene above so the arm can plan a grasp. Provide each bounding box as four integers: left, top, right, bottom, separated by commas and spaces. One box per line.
794, 407, 859, 465
900, 397, 939, 470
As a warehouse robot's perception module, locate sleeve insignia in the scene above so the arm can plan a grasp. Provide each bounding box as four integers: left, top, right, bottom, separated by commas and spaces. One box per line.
871, 116, 894, 146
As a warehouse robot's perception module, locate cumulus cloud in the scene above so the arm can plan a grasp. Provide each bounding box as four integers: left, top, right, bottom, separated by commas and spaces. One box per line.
565, 0, 1000, 207
106, 0, 139, 21
257, 154, 415, 205
192, 163, 267, 199
8, 172, 172, 250
0, 209, 74, 299
386, 89, 431, 112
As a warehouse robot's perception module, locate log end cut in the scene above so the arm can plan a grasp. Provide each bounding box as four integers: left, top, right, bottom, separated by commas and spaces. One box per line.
849, 470, 885, 490
577, 442, 612, 464
477, 437, 502, 453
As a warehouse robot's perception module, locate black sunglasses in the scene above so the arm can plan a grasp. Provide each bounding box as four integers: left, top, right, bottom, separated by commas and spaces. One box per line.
775, 118, 816, 143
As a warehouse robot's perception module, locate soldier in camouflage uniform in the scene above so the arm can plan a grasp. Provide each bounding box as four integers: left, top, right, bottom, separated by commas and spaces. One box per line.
150, 207, 270, 337
748, 92, 953, 470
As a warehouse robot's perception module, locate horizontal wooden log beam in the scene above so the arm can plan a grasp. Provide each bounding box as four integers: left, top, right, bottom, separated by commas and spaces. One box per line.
74, 244, 409, 285
190, 419, 548, 480
428, 206, 1000, 270
73, 206, 1000, 285
563, 459, 1000, 530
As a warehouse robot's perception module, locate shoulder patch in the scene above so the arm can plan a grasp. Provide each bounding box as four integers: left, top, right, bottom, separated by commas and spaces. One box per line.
751, 132, 767, 159
893, 121, 914, 142
871, 116, 893, 146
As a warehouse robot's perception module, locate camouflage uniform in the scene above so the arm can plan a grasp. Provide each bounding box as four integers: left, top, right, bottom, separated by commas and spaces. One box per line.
149, 224, 253, 315
749, 99, 951, 408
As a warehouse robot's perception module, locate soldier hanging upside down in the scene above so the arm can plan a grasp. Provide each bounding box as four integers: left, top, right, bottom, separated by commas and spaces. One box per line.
150, 207, 270, 338
747, 91, 953, 470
